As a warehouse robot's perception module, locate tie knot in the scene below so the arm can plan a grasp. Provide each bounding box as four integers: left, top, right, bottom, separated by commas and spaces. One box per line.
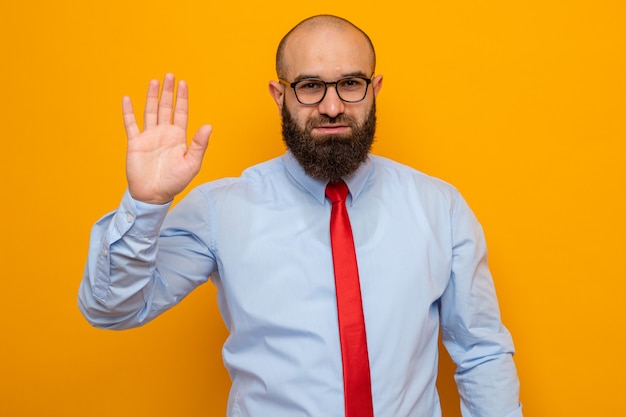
325, 180, 349, 203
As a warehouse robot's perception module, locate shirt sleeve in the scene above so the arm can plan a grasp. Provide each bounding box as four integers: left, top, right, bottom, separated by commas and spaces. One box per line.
439, 193, 523, 417
78, 188, 217, 330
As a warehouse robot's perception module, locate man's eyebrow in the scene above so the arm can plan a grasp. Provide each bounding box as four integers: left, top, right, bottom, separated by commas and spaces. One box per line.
292, 71, 370, 82
292, 74, 321, 82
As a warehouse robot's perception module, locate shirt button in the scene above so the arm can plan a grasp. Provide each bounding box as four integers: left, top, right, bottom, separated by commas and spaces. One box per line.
126, 213, 134, 223
102, 248, 109, 256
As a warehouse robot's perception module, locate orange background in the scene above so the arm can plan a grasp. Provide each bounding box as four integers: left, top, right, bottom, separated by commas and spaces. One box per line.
1, 1, 625, 416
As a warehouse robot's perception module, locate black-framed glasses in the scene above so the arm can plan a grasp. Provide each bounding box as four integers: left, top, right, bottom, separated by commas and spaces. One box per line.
279, 76, 373, 105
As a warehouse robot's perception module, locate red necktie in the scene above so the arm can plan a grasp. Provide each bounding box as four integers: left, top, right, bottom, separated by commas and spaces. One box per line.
326, 180, 374, 417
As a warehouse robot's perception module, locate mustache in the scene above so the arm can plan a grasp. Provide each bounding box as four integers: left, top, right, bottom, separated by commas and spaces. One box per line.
307, 114, 358, 128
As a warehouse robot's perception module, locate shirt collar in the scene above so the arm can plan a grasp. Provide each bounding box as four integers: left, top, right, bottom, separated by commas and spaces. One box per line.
283, 151, 373, 206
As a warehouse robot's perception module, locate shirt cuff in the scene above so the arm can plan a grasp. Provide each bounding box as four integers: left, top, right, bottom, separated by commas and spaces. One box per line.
113, 189, 172, 238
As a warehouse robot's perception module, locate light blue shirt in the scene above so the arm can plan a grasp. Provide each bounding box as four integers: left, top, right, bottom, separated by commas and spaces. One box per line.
79, 152, 522, 417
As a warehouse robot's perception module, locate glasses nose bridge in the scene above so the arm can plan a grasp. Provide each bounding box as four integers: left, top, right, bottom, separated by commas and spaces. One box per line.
322, 80, 342, 101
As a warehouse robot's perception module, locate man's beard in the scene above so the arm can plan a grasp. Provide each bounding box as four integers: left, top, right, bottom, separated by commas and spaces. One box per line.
281, 102, 377, 181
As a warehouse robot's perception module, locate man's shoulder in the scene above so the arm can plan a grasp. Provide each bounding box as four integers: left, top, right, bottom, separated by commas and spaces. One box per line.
194, 155, 286, 194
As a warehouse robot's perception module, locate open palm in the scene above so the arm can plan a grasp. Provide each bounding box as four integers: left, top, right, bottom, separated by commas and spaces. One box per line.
123, 73, 212, 204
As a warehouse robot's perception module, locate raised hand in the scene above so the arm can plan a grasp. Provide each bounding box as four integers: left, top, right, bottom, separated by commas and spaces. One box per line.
122, 73, 212, 205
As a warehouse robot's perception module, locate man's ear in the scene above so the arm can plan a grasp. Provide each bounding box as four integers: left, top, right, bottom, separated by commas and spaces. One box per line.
372, 74, 383, 97
268, 81, 285, 112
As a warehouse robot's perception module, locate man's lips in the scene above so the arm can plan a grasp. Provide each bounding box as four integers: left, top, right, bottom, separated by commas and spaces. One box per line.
312, 124, 351, 135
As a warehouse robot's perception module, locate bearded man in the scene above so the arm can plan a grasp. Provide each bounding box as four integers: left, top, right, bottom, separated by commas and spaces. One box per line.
79, 14, 522, 417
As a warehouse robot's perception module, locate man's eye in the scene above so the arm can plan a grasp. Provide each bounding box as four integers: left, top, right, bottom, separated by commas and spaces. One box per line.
340, 79, 364, 88
298, 82, 323, 90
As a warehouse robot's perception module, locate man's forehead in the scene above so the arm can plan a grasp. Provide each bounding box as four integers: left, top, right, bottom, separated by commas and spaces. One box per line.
281, 26, 374, 78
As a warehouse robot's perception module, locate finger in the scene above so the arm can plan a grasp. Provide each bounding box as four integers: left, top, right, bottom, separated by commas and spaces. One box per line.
122, 96, 140, 140
173, 80, 189, 131
143, 79, 160, 130
188, 124, 212, 166
158, 73, 176, 125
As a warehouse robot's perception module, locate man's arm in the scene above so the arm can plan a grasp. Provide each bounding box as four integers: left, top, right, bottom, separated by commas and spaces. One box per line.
440, 194, 522, 417
78, 74, 213, 329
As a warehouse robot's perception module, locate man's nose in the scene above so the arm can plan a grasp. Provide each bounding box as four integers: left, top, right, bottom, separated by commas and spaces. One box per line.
316, 84, 345, 118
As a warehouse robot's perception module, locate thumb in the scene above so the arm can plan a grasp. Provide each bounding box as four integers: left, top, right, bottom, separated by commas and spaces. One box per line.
188, 124, 212, 164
